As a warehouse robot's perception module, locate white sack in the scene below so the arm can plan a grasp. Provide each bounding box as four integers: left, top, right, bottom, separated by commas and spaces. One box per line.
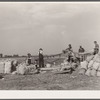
4, 61, 12, 74
92, 62, 100, 70
17, 63, 27, 75
85, 68, 91, 76
91, 69, 97, 77
88, 60, 94, 69
80, 61, 88, 70
97, 71, 100, 77
86, 55, 94, 63
79, 68, 86, 75
46, 64, 51, 68
0, 62, 5, 73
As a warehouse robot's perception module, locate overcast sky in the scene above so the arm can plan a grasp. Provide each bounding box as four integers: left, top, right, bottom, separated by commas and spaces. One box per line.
0, 2, 100, 55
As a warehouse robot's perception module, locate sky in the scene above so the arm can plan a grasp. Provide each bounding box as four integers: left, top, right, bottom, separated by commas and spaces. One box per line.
0, 2, 100, 55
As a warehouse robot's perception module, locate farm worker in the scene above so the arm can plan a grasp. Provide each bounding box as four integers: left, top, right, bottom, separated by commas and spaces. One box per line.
26, 53, 32, 65
67, 44, 74, 62
93, 41, 99, 55
39, 48, 44, 68
34, 59, 38, 69
63, 44, 73, 54
66, 44, 73, 52
78, 46, 85, 62
78, 46, 85, 53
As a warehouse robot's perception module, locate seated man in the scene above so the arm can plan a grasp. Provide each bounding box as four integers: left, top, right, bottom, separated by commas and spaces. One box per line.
26, 53, 32, 66
34, 59, 38, 69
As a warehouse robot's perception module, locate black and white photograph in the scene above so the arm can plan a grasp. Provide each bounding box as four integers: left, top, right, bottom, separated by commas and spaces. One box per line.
0, 2, 100, 95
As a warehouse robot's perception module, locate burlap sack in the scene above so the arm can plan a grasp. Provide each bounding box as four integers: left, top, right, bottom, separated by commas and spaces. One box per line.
80, 61, 88, 70
17, 63, 27, 75
85, 68, 91, 76
4, 61, 12, 74
63, 61, 69, 65
97, 66, 100, 71
94, 57, 100, 63
97, 71, 100, 77
71, 63, 77, 69
79, 68, 86, 75
92, 62, 100, 70
91, 69, 97, 77
46, 63, 51, 68
88, 60, 94, 69
86, 55, 94, 63
61, 63, 64, 66
26, 65, 36, 73
0, 61, 5, 73
93, 54, 99, 61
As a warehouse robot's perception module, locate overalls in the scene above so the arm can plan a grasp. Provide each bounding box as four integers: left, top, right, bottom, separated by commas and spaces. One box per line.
39, 53, 44, 68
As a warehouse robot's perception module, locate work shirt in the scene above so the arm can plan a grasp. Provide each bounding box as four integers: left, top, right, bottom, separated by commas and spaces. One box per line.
68, 47, 73, 52
26, 57, 32, 65
79, 48, 85, 53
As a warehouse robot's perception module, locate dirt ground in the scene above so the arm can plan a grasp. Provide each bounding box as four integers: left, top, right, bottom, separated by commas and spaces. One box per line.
0, 68, 100, 90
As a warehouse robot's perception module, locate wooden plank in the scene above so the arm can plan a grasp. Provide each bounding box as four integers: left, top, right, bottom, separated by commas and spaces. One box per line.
53, 69, 71, 74
40, 67, 61, 71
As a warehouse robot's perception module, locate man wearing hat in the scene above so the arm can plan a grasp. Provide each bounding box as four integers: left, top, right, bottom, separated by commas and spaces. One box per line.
66, 44, 73, 62
39, 48, 44, 68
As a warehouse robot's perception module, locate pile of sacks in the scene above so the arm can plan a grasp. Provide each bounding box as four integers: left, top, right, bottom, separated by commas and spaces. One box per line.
0, 59, 36, 75
59, 59, 78, 71
0, 59, 18, 74
16, 63, 36, 75
79, 54, 100, 76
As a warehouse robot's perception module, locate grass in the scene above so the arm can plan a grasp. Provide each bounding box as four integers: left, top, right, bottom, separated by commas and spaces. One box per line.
0, 57, 100, 90
0, 70, 100, 90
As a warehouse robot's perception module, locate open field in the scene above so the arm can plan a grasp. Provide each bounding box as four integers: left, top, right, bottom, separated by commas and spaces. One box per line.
0, 57, 100, 90
0, 69, 100, 90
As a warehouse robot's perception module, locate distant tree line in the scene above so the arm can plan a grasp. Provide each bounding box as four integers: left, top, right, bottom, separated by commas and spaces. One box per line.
0, 53, 28, 58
